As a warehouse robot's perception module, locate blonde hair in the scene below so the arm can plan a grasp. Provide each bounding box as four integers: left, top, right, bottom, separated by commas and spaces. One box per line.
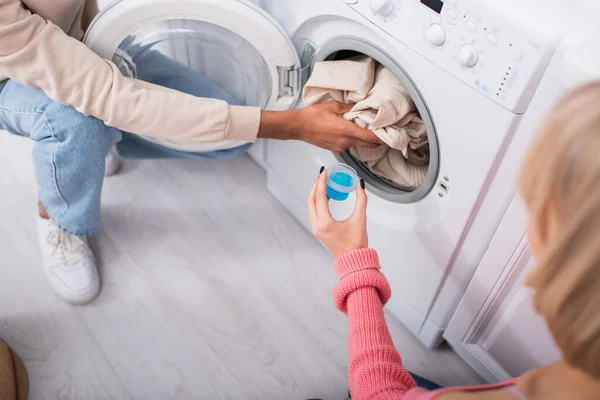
519, 82, 600, 379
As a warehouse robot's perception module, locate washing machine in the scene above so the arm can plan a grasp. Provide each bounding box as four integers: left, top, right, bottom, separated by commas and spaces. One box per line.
261, 0, 598, 348
83, 0, 598, 348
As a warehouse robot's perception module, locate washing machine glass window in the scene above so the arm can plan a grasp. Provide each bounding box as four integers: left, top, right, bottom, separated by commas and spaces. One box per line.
314, 39, 439, 204
114, 19, 272, 108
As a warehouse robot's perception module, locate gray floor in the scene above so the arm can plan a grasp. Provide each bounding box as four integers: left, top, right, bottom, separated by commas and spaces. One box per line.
0, 133, 482, 400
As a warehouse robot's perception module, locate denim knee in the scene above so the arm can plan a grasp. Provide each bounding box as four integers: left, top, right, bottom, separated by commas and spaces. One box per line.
31, 102, 119, 236
37, 101, 119, 152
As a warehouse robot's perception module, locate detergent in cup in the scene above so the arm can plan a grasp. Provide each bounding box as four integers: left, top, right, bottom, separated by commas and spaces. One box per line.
326, 164, 359, 201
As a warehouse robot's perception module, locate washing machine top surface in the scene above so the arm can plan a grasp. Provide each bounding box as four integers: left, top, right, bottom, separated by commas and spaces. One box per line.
479, 0, 600, 39
336, 0, 599, 116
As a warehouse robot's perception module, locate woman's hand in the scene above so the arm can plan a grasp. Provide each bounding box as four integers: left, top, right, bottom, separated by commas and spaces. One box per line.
307, 168, 369, 257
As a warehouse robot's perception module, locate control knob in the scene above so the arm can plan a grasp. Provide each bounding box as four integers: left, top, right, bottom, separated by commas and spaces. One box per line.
458, 45, 479, 67
426, 24, 446, 46
370, 0, 396, 17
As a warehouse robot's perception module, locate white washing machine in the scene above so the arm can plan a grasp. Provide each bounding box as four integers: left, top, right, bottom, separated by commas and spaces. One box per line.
84, 0, 598, 348
262, 0, 598, 348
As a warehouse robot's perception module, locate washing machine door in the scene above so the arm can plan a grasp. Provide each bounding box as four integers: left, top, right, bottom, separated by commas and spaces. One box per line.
84, 0, 301, 152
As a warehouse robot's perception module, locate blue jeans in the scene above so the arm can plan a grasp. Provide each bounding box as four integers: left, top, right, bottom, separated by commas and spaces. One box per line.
345, 373, 441, 398
115, 48, 251, 160
410, 372, 441, 391
0, 49, 250, 236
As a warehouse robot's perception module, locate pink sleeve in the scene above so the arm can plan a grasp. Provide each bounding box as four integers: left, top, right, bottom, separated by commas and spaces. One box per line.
333, 249, 417, 400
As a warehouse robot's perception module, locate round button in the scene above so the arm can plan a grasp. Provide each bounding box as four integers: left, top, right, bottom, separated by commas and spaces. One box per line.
426, 24, 446, 46
370, 0, 396, 17
443, 8, 458, 23
510, 48, 523, 62
458, 45, 479, 67
465, 21, 477, 33
486, 34, 498, 46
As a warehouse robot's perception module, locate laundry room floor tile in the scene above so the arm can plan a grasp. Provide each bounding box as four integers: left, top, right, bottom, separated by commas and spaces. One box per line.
0, 132, 483, 400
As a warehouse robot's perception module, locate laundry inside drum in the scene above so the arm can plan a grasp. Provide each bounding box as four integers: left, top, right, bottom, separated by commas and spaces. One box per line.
304, 49, 438, 202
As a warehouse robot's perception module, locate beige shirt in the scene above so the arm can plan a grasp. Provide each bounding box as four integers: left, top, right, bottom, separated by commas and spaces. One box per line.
0, 0, 261, 143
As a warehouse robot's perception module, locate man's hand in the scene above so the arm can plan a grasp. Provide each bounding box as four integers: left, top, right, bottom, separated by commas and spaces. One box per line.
258, 102, 382, 152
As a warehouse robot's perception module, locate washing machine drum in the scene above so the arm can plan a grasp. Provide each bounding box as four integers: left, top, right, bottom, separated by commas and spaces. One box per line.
317, 48, 440, 203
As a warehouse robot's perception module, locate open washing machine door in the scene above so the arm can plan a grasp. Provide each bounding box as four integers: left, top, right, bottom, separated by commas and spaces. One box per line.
84, 0, 303, 153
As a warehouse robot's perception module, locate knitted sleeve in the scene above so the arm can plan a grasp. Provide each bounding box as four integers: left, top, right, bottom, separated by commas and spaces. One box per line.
333, 248, 417, 400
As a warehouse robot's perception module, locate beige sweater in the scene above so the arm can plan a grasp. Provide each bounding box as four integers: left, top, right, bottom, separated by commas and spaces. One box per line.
0, 0, 261, 142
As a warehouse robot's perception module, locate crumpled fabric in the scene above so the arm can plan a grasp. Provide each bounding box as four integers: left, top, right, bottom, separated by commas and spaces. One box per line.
303, 56, 429, 189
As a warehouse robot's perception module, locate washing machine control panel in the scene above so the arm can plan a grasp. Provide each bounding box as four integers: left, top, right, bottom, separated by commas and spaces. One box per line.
343, 0, 554, 114
369, 0, 397, 17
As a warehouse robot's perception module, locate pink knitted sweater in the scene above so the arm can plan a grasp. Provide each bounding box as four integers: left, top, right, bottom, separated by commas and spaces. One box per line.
333, 248, 521, 400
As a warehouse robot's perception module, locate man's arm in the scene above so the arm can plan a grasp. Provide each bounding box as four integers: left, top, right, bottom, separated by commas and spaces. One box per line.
0, 0, 382, 151
0, 0, 259, 143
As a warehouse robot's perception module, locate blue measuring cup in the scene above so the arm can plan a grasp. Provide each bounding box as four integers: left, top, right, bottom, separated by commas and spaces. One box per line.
326, 164, 359, 201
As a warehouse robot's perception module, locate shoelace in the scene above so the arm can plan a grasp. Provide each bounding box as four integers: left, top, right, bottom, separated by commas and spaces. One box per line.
47, 227, 92, 267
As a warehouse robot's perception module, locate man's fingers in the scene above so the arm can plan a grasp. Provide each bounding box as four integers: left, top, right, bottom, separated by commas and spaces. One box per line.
342, 120, 384, 144
351, 139, 381, 149
323, 101, 353, 115
336, 102, 354, 114
315, 170, 334, 222
325, 102, 383, 146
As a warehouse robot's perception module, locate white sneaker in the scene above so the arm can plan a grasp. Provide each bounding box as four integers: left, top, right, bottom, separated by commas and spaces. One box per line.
37, 216, 100, 304
105, 145, 122, 177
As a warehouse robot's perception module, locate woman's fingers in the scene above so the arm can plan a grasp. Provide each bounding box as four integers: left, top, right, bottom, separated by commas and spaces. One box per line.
307, 177, 319, 228
352, 180, 368, 221
315, 170, 334, 223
